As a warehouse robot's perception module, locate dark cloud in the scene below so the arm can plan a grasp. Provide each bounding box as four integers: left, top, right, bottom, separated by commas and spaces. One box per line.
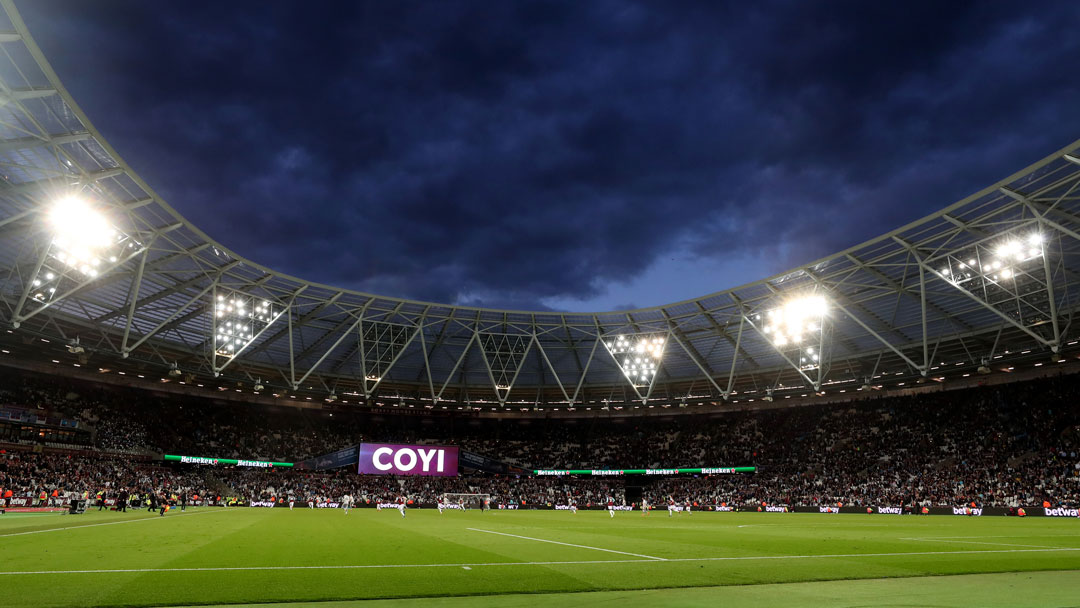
17, 0, 1080, 310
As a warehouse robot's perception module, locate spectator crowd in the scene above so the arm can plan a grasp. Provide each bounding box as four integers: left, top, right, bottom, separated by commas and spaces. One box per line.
1, 367, 1078, 510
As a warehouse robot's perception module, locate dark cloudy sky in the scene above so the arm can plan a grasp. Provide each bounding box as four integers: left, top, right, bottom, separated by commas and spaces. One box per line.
17, 1, 1080, 311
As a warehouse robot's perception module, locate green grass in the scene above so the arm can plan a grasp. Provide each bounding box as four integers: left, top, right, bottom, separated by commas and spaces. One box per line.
1, 507, 1079, 607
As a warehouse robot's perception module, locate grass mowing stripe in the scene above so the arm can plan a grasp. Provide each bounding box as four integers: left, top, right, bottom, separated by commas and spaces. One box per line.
467, 527, 667, 560
0, 508, 234, 537
901, 537, 1066, 549
4, 546, 1080, 575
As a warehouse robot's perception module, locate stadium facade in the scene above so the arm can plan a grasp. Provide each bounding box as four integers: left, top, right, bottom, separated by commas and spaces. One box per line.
1, 2, 1080, 414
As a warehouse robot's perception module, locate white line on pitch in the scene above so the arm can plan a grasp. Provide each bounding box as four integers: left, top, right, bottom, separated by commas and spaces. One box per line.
913, 534, 1080, 539
467, 527, 666, 561
2, 546, 1080, 576
0, 508, 234, 538
901, 537, 1063, 549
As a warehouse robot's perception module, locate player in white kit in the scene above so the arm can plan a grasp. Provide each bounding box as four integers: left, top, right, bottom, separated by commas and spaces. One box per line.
342, 494, 353, 515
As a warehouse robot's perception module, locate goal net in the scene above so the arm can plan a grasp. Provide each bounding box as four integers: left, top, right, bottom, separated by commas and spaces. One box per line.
442, 493, 490, 509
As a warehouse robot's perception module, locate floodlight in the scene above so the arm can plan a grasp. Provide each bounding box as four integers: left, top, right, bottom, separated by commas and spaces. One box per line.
212, 289, 279, 360
48, 196, 116, 260
761, 294, 828, 348
604, 333, 666, 387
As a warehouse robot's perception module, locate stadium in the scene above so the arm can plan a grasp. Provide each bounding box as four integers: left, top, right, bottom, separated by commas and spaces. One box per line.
1, 2, 1079, 607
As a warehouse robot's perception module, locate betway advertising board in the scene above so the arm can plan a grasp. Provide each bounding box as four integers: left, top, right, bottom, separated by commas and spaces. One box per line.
357, 443, 459, 476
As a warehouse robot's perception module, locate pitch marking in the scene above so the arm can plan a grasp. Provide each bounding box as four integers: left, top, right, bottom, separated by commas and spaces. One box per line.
0, 508, 234, 538
2, 547, 1080, 575
468, 527, 667, 560
901, 537, 1063, 549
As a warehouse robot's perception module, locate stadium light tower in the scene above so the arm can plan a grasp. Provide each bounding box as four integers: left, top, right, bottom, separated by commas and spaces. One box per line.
752, 293, 830, 390
14, 194, 138, 327
932, 228, 1060, 349
603, 332, 668, 401
211, 287, 284, 375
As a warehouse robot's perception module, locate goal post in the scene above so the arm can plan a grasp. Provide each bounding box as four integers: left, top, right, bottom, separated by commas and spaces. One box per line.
441, 493, 490, 510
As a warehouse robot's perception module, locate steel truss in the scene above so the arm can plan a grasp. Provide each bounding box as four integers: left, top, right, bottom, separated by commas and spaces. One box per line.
1, 1, 1080, 409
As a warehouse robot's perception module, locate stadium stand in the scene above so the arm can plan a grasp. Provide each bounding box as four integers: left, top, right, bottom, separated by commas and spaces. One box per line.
2, 366, 1077, 511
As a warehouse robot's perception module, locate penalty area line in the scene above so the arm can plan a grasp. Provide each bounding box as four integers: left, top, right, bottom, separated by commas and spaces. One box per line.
2, 547, 1080, 576
467, 527, 667, 560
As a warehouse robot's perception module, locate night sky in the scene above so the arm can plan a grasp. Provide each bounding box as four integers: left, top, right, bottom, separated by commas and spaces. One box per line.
17, 1, 1080, 311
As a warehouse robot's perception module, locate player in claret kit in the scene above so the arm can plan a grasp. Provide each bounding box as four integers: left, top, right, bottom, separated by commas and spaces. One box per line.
684, 498, 692, 515
288, 493, 296, 510
607, 496, 615, 518
396, 495, 407, 518
667, 496, 676, 517
569, 499, 577, 514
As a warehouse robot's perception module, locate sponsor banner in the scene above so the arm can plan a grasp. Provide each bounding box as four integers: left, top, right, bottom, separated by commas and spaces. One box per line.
247, 500, 342, 508
458, 450, 510, 474
531, 466, 756, 476
436, 503, 465, 510
496, 504, 520, 510
164, 454, 293, 468
1042, 507, 1080, 517
764, 506, 789, 512
357, 443, 459, 476
296, 445, 359, 471
4, 497, 75, 507
3, 506, 69, 513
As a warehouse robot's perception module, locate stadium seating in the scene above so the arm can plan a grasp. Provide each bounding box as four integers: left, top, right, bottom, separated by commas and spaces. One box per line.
1, 367, 1078, 509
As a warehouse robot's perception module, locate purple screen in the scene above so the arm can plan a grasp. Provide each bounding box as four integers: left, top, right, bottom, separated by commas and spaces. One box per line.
357, 443, 459, 476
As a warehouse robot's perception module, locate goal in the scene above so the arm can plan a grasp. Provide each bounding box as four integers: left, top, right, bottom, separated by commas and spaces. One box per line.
442, 493, 490, 510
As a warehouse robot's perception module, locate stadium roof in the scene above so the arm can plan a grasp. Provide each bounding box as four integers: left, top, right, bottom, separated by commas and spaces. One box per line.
1, 1, 1080, 411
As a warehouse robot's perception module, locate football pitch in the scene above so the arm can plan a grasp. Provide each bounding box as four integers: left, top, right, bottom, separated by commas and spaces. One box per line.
2, 507, 1079, 608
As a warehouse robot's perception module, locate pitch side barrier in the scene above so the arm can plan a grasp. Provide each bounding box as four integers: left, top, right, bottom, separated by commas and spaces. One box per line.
532, 467, 757, 476
230, 502, 1078, 516
790, 506, 1079, 517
